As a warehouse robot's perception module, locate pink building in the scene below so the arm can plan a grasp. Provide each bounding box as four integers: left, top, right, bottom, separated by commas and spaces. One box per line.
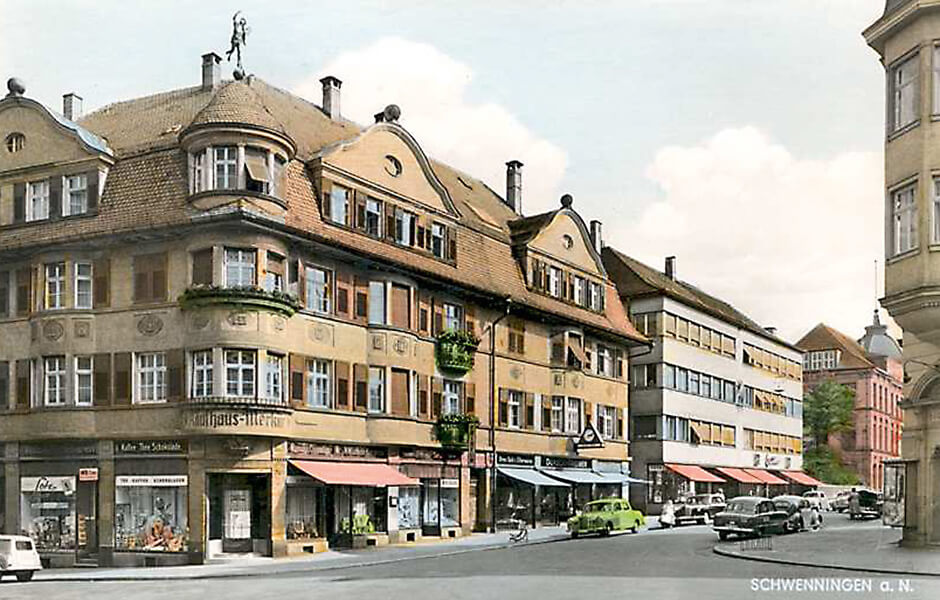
796, 311, 903, 490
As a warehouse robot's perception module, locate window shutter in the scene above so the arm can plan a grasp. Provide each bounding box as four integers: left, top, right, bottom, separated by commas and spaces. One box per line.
15, 359, 30, 411
151, 254, 168, 301
354, 277, 368, 322
353, 364, 368, 411
13, 183, 25, 223
415, 218, 426, 249
166, 349, 184, 402
320, 179, 332, 220
16, 268, 31, 316
617, 409, 624, 439
93, 258, 110, 308
191, 249, 213, 286
49, 176, 61, 219
584, 401, 593, 427
93, 353, 112, 407
418, 293, 430, 334
431, 377, 443, 418
0, 271, 8, 318
464, 382, 476, 417
541, 396, 552, 432
113, 352, 132, 405
615, 350, 624, 379
296, 259, 307, 306
290, 354, 306, 407
498, 389, 508, 427
335, 271, 353, 318
447, 228, 458, 262
87, 169, 99, 212
355, 193, 367, 230
386, 211, 396, 241
432, 299, 443, 335
418, 374, 430, 418
335, 361, 351, 410
464, 305, 477, 336
391, 369, 410, 416
524, 392, 535, 429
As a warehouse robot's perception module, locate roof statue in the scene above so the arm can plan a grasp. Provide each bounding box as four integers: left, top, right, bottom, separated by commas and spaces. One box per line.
225, 11, 250, 80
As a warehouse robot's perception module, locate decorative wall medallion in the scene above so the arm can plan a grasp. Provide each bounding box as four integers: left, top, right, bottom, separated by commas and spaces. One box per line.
571, 374, 583, 389
313, 324, 328, 342
227, 311, 248, 327
562, 234, 574, 250
552, 373, 563, 386
43, 319, 65, 342
137, 314, 164, 337
73, 320, 91, 339
191, 314, 210, 330
511, 366, 524, 380
273, 316, 286, 331
371, 334, 386, 351
384, 154, 402, 177
392, 336, 409, 356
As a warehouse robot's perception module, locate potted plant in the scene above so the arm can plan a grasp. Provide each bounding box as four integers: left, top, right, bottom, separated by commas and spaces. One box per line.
434, 413, 480, 450
435, 328, 480, 374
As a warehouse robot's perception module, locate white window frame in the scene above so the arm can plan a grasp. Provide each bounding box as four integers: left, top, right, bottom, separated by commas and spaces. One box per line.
596, 344, 612, 377
136, 352, 167, 404
307, 359, 331, 408
508, 390, 522, 429
551, 395, 564, 432
214, 146, 238, 190
26, 179, 49, 222
443, 302, 463, 331
368, 367, 385, 413
893, 53, 919, 132
45, 262, 65, 309
330, 186, 349, 225
74, 262, 93, 309
565, 397, 581, 434
598, 405, 615, 440
548, 267, 563, 298
305, 265, 332, 314
63, 174, 88, 216
365, 198, 382, 237
264, 353, 284, 403
574, 276, 586, 306
589, 281, 602, 311
395, 208, 415, 246
891, 183, 918, 256
933, 176, 940, 244
191, 350, 213, 398
192, 150, 206, 194
443, 380, 461, 415
368, 281, 386, 325
224, 248, 256, 288
431, 222, 446, 258
74, 355, 93, 406
225, 349, 256, 398
44, 356, 66, 406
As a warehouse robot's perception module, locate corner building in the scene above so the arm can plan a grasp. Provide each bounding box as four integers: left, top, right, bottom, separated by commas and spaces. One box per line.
0, 55, 646, 566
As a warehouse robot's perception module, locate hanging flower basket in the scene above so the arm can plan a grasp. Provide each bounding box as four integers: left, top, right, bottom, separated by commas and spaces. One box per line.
435, 328, 480, 375
178, 285, 302, 317
434, 413, 480, 450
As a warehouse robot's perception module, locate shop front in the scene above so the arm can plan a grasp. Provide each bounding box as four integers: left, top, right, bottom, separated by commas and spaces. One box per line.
646, 463, 726, 513
495, 454, 570, 529
396, 448, 465, 540
713, 467, 763, 498
541, 456, 615, 512
207, 472, 271, 556
778, 470, 823, 495
741, 468, 788, 497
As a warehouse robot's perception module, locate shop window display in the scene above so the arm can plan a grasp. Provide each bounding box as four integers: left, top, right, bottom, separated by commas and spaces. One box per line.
334, 487, 387, 535
423, 480, 460, 527
114, 476, 188, 552
21, 476, 76, 551
398, 487, 420, 530
286, 486, 324, 540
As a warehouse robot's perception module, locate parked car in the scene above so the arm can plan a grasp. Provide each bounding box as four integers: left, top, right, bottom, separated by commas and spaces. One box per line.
0, 535, 41, 582
802, 490, 830, 511
831, 491, 852, 513
712, 496, 788, 540
773, 495, 822, 533
675, 493, 726, 525
848, 489, 883, 520
568, 498, 645, 538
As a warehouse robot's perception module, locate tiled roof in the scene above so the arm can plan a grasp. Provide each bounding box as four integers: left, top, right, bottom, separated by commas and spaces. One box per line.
795, 324, 875, 370
602, 246, 798, 351
188, 80, 288, 135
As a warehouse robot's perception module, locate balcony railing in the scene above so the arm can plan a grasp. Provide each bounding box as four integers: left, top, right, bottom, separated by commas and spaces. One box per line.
178, 285, 302, 317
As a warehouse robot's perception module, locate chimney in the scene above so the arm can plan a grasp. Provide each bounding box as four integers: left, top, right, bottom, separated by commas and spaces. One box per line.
505, 160, 523, 214
589, 220, 603, 253
665, 256, 676, 280
321, 76, 342, 120
62, 93, 82, 121
201, 52, 221, 90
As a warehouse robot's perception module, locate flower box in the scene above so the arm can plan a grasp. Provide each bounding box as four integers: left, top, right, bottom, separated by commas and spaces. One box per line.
178, 285, 302, 317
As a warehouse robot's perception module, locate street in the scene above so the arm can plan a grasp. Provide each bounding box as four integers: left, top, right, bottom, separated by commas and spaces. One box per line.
3, 519, 937, 600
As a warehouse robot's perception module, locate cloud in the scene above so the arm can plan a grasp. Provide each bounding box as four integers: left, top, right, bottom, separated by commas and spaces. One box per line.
611, 126, 890, 342
294, 37, 567, 211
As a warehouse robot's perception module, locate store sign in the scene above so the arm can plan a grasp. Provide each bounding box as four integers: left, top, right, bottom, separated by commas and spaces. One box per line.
116, 440, 188, 455
440, 478, 460, 489
183, 409, 286, 430
542, 456, 591, 470
20, 442, 96, 458
497, 453, 535, 467
574, 421, 605, 451
115, 475, 188, 487
21, 476, 75, 493
78, 468, 99, 482
289, 441, 388, 460
764, 455, 781, 467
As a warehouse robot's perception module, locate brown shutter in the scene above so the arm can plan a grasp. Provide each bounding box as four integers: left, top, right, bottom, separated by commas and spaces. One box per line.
615, 350, 624, 379
415, 218, 426, 249
321, 179, 332, 220
542, 396, 552, 432
296, 259, 307, 306
617, 409, 624, 439
166, 349, 184, 402
464, 305, 476, 336
418, 293, 430, 334
86, 169, 99, 212
113, 353, 132, 405
418, 374, 430, 418
355, 192, 366, 230
566, 272, 575, 301
191, 249, 213, 286
0, 271, 8, 318
335, 271, 353, 318
93, 353, 111, 407
290, 354, 306, 407
93, 258, 110, 308
498, 389, 508, 427
15, 359, 30, 411
353, 364, 368, 411
152, 253, 167, 301
354, 277, 368, 322
431, 377, 443, 419
385, 210, 396, 241
49, 176, 61, 218
13, 183, 26, 223
391, 284, 411, 329
16, 268, 31, 316
524, 392, 535, 430
335, 361, 351, 410
465, 382, 476, 417
584, 401, 593, 427
432, 299, 443, 335
447, 227, 458, 262
391, 369, 409, 416
133, 256, 151, 303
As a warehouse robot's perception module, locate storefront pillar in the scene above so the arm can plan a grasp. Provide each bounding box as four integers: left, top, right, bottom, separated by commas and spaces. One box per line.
270, 445, 288, 558
187, 448, 207, 565
460, 463, 472, 536
4, 442, 19, 535
97, 441, 115, 567
477, 466, 493, 532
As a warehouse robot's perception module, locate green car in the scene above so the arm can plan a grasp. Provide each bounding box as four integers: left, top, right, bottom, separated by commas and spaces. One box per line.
567, 498, 646, 538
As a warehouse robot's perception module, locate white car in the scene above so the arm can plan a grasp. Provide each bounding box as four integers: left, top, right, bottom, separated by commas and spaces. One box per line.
0, 535, 42, 582
803, 490, 830, 511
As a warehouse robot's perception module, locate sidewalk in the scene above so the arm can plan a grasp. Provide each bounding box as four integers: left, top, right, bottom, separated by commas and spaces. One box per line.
713, 521, 940, 576
36, 526, 570, 582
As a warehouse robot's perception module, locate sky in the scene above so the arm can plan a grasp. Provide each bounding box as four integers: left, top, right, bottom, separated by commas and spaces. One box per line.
0, 0, 894, 343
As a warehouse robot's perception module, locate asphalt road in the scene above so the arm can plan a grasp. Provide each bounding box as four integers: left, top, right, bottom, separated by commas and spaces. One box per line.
1, 519, 937, 600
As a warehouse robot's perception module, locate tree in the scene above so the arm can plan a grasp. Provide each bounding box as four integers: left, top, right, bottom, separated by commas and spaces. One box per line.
803, 380, 855, 448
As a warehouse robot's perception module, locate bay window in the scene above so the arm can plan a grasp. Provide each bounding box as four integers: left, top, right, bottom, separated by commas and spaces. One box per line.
45, 262, 65, 309
63, 174, 88, 216
244, 147, 270, 193
892, 184, 918, 255
191, 350, 213, 398
307, 359, 331, 408
137, 352, 166, 403
368, 367, 385, 413
214, 146, 237, 190
44, 356, 66, 406
264, 252, 284, 293
225, 350, 255, 397
892, 53, 919, 132
224, 248, 256, 288
264, 354, 283, 402
74, 262, 93, 308
305, 265, 332, 313
75, 356, 93, 406
192, 151, 206, 193
27, 180, 49, 222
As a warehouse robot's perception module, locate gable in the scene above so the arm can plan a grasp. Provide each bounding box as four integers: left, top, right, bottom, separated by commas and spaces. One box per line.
529, 211, 604, 277
319, 124, 456, 215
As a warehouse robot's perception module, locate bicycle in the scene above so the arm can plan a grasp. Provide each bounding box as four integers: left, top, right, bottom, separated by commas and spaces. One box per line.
508, 509, 529, 543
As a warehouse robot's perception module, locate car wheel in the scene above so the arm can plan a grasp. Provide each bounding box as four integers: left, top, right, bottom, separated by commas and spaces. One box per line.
630, 520, 639, 534
603, 522, 614, 536
796, 518, 804, 532
15, 571, 33, 582
570, 531, 579, 539
718, 531, 729, 541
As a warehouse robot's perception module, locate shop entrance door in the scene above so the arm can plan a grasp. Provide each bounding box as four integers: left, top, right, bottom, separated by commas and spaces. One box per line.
75, 480, 98, 562
421, 480, 441, 537
223, 488, 252, 553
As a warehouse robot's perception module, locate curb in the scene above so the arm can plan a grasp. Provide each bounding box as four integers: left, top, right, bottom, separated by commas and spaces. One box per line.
712, 544, 940, 578
35, 534, 570, 583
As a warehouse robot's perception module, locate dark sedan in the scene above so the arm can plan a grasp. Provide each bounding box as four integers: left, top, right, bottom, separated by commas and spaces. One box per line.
712, 497, 788, 540
675, 493, 726, 525
772, 495, 822, 533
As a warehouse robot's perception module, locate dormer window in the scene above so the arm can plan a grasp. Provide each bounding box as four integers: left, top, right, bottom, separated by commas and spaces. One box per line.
214, 146, 237, 190
63, 174, 88, 216
190, 145, 287, 198
365, 198, 382, 236
26, 180, 49, 222
329, 185, 350, 225
192, 152, 206, 193
431, 222, 446, 258
244, 147, 270, 193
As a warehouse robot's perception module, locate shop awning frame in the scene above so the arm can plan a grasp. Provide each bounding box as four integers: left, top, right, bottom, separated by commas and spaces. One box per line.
714, 467, 763, 484
665, 464, 726, 483
593, 471, 649, 485
289, 460, 420, 487
541, 468, 611, 485
780, 471, 823, 486
741, 468, 788, 485
498, 467, 570, 487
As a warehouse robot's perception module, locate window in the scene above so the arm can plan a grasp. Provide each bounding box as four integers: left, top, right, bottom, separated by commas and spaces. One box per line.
892, 53, 919, 132
368, 281, 386, 325
431, 223, 446, 258
574, 276, 587, 306
264, 253, 284, 293
548, 267, 563, 298
244, 147, 270, 193
443, 303, 463, 331
589, 281, 603, 311
74, 262, 93, 309
508, 390, 522, 428
394, 208, 416, 246
508, 320, 525, 354
598, 405, 616, 439
330, 186, 349, 225
44, 356, 66, 406
225, 350, 255, 397
443, 380, 462, 415
305, 266, 332, 314
27, 180, 49, 222
63, 174, 88, 216
192, 150, 206, 193
596, 345, 612, 377
263, 354, 283, 402
390, 283, 411, 329
0, 270, 8, 318
133, 253, 168, 303
368, 367, 385, 413
137, 352, 167, 403
689, 371, 700, 395
214, 146, 237, 189
224, 248, 256, 288
365, 198, 382, 236
663, 364, 676, 388
551, 396, 564, 431
75, 356, 93, 406
677, 368, 688, 392
45, 262, 65, 309
307, 359, 331, 408
565, 397, 581, 434
191, 350, 213, 398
